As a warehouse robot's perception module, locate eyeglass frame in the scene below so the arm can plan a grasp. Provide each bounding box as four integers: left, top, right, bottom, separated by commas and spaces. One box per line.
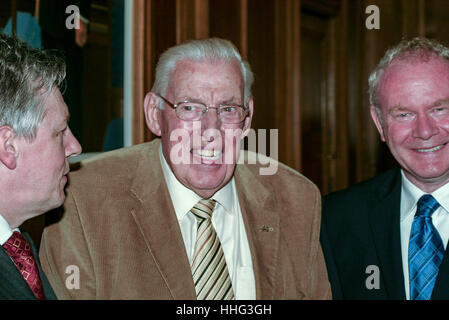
156, 93, 249, 123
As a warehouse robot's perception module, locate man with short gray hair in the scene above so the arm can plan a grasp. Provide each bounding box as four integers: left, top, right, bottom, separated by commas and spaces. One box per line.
321, 37, 449, 300
0, 34, 82, 299
40, 37, 330, 300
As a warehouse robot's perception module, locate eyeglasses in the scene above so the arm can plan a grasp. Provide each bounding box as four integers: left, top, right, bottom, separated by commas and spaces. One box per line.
157, 94, 249, 124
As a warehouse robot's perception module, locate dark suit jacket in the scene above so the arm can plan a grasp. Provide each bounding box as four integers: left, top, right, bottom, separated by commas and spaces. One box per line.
39, 139, 331, 299
0, 232, 56, 300
321, 168, 449, 299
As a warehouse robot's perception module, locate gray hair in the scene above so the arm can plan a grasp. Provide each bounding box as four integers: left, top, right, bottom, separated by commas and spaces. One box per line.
0, 34, 65, 141
368, 37, 449, 119
152, 38, 254, 108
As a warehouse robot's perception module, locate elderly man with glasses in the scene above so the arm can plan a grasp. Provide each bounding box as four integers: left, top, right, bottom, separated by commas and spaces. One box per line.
40, 38, 330, 300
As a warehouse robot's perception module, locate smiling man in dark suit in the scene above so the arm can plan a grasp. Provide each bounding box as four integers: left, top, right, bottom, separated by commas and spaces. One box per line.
321, 37, 449, 300
0, 34, 81, 300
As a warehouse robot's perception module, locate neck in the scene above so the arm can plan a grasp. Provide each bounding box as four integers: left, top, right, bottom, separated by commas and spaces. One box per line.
404, 171, 449, 193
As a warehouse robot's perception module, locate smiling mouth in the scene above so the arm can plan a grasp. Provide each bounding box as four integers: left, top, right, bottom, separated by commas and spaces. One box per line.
192, 149, 222, 161
416, 144, 446, 153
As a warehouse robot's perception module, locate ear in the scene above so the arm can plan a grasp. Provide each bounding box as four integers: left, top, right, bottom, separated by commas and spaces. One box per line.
144, 92, 162, 137
370, 105, 386, 142
241, 98, 254, 139
0, 126, 18, 169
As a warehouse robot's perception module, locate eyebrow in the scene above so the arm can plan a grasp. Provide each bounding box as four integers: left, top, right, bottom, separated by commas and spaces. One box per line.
433, 98, 449, 106
176, 97, 203, 103
389, 105, 408, 112
390, 98, 449, 111
176, 96, 242, 105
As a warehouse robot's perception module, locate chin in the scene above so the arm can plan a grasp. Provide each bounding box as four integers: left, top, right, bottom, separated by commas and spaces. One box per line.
51, 193, 66, 210
406, 167, 449, 185
189, 178, 227, 198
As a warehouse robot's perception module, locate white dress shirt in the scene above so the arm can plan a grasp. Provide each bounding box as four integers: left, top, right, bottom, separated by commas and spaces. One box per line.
159, 147, 256, 299
400, 171, 449, 300
0, 214, 19, 246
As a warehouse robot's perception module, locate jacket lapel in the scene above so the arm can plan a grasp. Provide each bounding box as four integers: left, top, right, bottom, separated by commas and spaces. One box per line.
128, 141, 196, 299
367, 169, 406, 299
0, 245, 36, 299
235, 164, 280, 299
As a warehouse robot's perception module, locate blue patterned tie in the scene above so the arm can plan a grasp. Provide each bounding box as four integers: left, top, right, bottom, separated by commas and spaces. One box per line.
409, 194, 444, 300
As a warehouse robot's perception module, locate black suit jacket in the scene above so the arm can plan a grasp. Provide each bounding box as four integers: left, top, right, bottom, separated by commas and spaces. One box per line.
321, 168, 449, 299
0, 232, 56, 300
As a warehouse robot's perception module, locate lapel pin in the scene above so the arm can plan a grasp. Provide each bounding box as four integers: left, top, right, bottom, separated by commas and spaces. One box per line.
261, 225, 274, 232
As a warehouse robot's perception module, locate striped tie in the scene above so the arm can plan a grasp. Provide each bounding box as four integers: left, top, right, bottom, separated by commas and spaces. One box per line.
190, 199, 234, 300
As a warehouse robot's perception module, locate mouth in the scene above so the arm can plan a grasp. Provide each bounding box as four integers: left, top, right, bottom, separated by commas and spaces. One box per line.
415, 143, 447, 153
192, 148, 223, 163
62, 167, 70, 181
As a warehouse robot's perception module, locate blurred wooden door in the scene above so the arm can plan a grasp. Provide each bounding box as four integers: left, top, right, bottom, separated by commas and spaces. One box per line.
81, 0, 113, 152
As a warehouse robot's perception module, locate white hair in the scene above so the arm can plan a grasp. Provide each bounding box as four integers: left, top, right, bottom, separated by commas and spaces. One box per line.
0, 34, 65, 141
152, 38, 254, 108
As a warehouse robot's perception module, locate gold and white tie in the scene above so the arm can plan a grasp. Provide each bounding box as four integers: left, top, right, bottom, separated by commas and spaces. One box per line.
190, 199, 234, 300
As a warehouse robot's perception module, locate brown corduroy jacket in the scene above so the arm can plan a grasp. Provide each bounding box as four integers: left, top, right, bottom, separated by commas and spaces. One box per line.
39, 139, 330, 299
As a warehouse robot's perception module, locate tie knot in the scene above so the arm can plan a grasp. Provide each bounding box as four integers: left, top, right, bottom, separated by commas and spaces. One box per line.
416, 194, 440, 218
191, 199, 216, 221
2, 231, 30, 253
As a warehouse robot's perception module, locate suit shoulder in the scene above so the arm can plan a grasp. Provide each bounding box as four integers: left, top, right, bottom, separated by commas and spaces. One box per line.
67, 141, 158, 187
238, 150, 320, 195
324, 168, 399, 204
321, 169, 400, 227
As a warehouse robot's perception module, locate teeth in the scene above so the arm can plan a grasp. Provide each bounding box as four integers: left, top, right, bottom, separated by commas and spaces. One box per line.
194, 149, 222, 160
417, 145, 444, 152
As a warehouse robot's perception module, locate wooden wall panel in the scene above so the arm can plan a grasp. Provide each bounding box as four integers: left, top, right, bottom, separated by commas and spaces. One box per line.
209, 0, 242, 49
176, 0, 209, 43
332, 0, 349, 191
426, 0, 449, 45
131, 0, 147, 145
247, 0, 276, 151
401, 0, 425, 37
273, 0, 301, 172
300, 13, 327, 189
298, 0, 348, 194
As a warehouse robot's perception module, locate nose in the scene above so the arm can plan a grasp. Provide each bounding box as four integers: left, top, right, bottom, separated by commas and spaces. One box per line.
65, 127, 82, 157
201, 108, 222, 142
413, 114, 439, 140
201, 108, 222, 129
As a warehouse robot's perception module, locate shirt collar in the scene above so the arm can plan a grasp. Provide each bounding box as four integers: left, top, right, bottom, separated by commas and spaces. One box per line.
0, 213, 18, 245
431, 181, 449, 214
400, 170, 449, 221
159, 145, 235, 222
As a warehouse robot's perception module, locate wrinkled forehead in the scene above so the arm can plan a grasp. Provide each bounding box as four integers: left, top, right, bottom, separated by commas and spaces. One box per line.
380, 54, 449, 87
168, 59, 243, 92
377, 55, 449, 108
